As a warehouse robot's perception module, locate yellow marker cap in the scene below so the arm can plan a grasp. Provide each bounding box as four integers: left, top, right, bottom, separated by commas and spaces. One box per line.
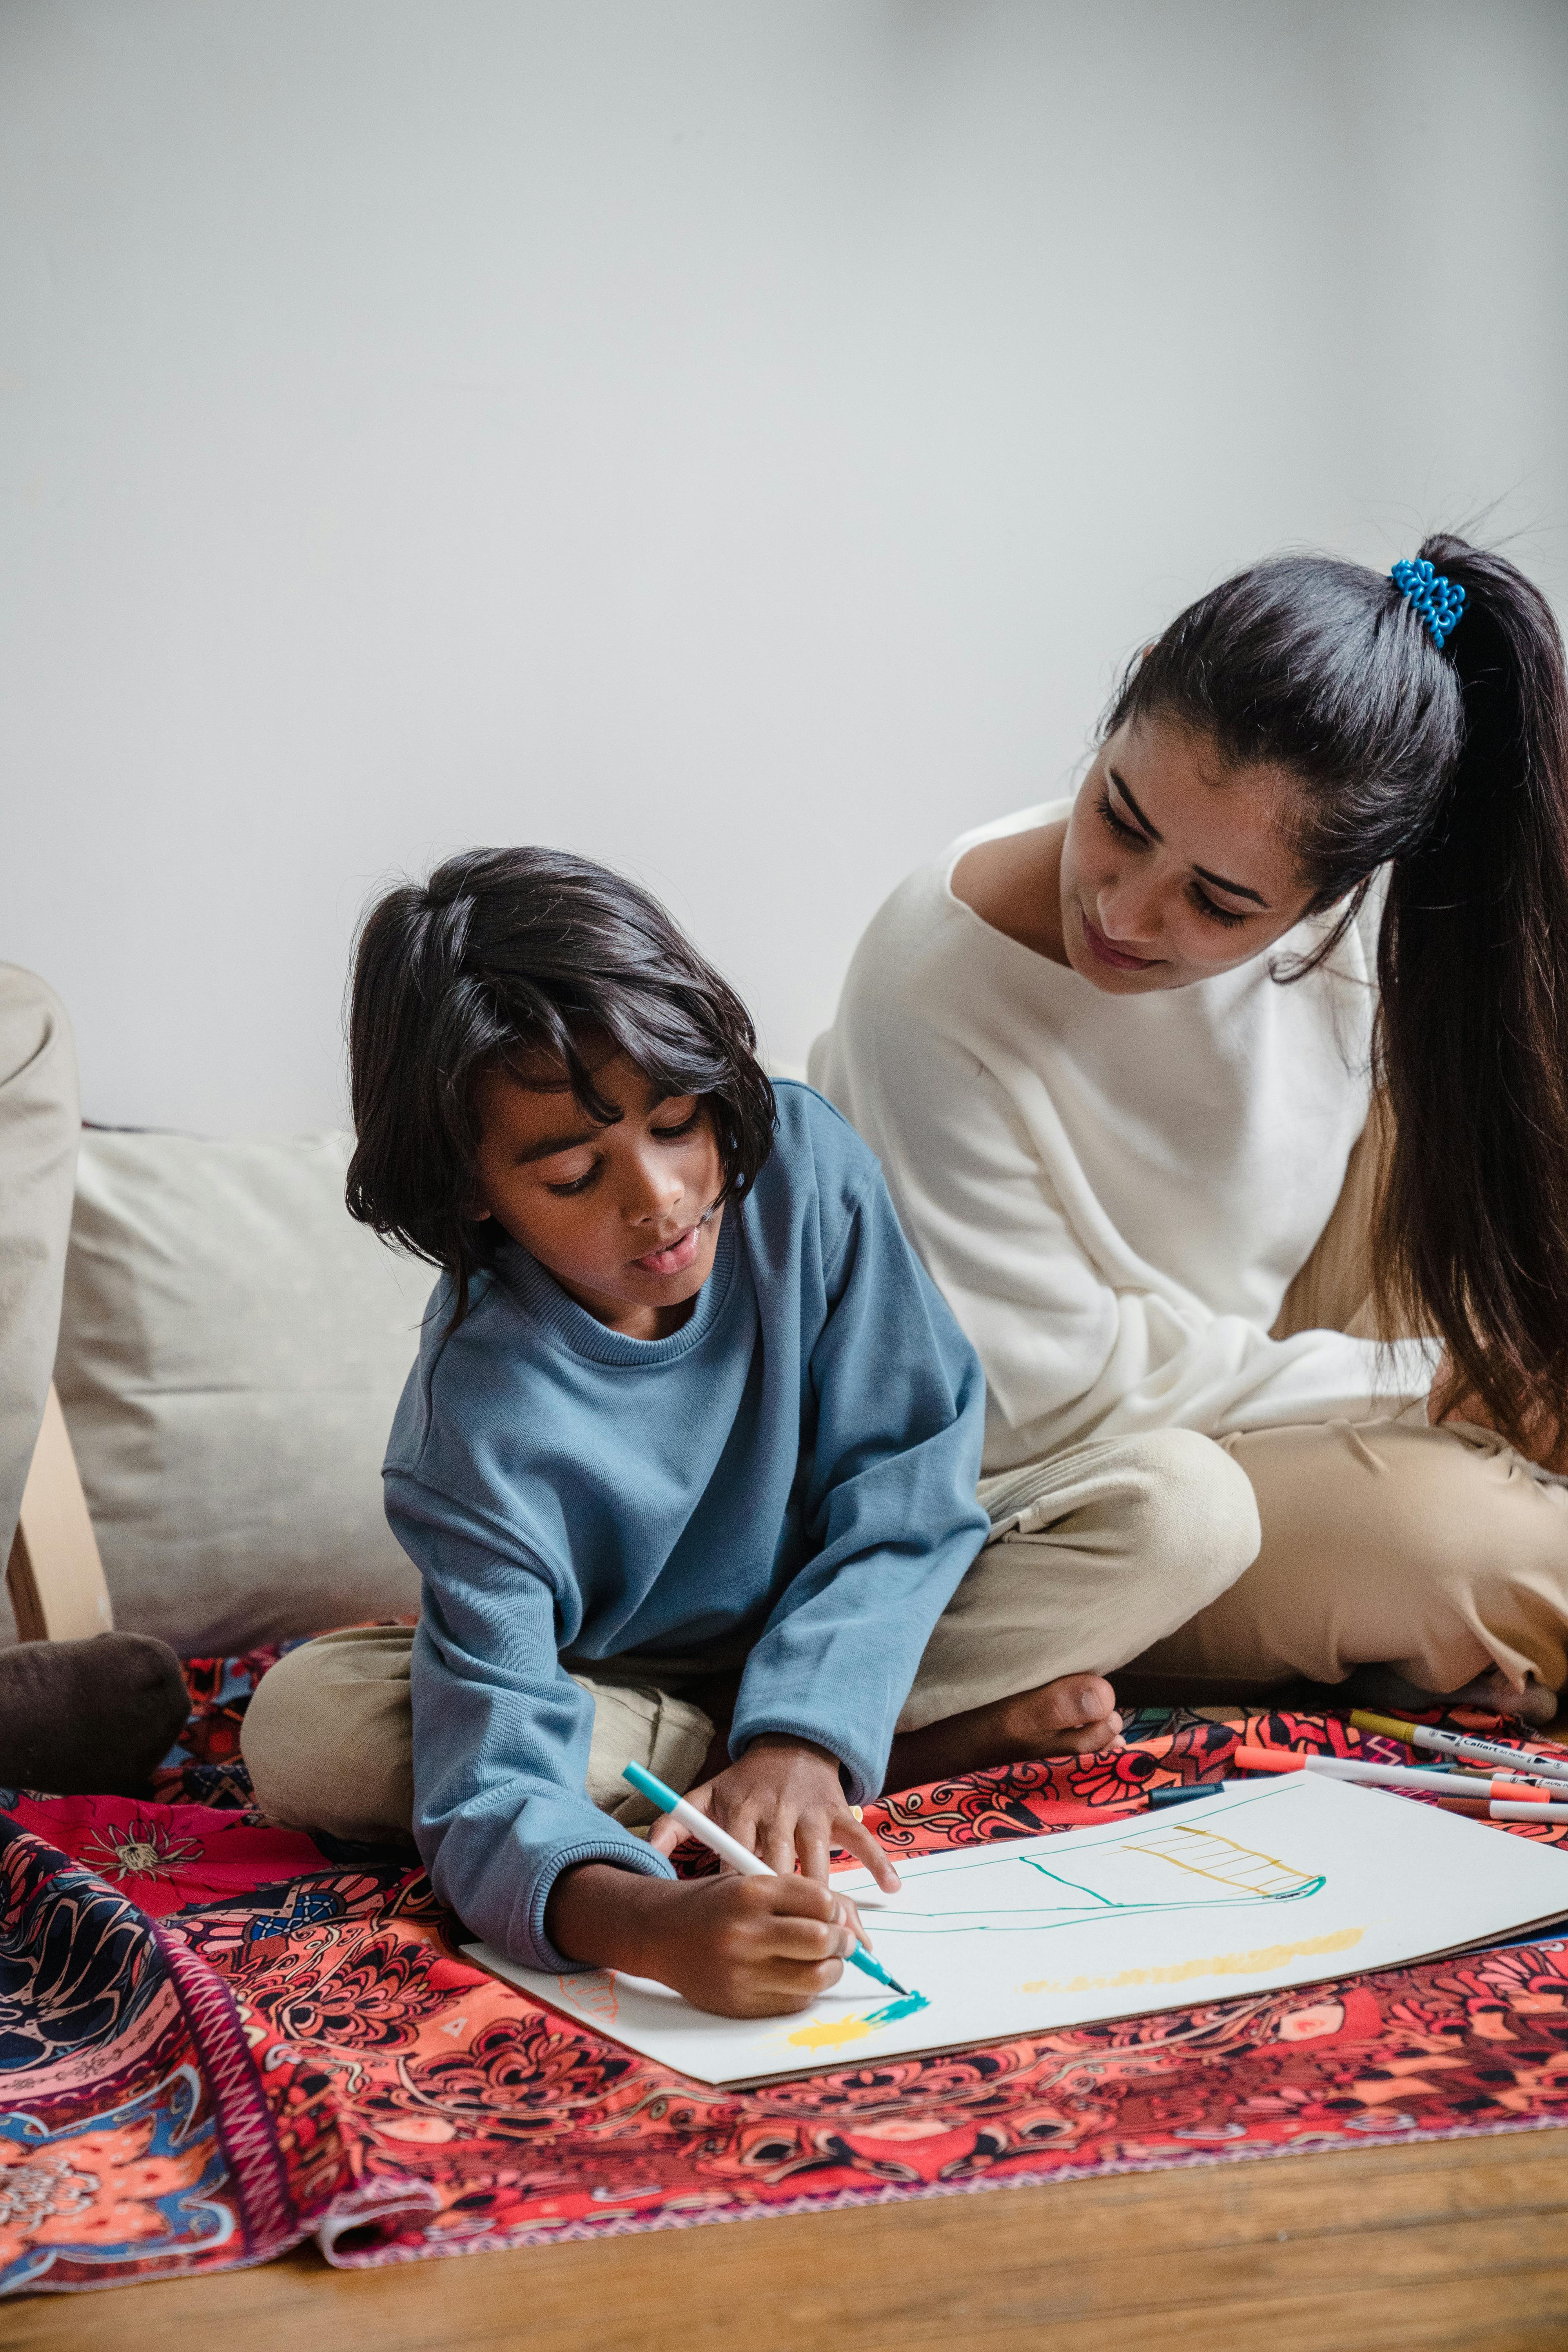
1349, 1709, 1419, 1742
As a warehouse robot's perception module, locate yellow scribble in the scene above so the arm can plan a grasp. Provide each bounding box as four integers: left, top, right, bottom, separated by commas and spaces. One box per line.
1019, 1924, 1365, 1995
786, 2013, 879, 2053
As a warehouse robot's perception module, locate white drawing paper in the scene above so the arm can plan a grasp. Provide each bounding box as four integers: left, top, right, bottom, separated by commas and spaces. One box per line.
464, 1774, 1568, 2087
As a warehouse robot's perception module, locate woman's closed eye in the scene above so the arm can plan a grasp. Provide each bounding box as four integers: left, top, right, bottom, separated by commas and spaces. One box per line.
1095, 787, 1145, 849
1187, 884, 1251, 930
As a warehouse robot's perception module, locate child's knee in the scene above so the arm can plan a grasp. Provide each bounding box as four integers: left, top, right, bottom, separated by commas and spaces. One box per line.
579, 1677, 715, 1823
242, 1632, 414, 1839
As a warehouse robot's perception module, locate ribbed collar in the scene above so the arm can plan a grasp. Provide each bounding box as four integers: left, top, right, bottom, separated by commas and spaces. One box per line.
494, 1210, 739, 1367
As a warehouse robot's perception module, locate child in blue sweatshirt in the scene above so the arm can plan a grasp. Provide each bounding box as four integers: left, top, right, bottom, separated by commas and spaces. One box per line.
245, 848, 1120, 2017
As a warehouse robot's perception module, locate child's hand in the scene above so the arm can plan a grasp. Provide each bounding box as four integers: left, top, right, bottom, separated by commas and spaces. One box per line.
546, 1863, 862, 2017
648, 1733, 902, 1895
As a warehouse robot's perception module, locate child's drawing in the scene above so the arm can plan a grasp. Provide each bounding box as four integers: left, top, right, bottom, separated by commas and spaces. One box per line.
771, 1809, 1330, 2058
870, 1813, 1326, 1938
466, 1774, 1568, 2088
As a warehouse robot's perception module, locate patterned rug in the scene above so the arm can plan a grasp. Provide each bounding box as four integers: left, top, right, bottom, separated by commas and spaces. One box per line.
5, 1648, 1568, 2296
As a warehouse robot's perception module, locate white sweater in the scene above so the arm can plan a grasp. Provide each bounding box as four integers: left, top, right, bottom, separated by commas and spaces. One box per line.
809, 799, 1440, 1474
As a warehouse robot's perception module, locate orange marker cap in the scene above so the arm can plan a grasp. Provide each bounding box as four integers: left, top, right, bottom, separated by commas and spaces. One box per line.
1233, 1745, 1305, 1773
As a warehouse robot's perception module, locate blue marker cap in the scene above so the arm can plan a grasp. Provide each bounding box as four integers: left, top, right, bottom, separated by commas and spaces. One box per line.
622, 1760, 681, 1814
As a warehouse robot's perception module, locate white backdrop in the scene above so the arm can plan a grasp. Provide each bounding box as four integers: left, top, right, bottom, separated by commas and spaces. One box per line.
3, 0, 1565, 1131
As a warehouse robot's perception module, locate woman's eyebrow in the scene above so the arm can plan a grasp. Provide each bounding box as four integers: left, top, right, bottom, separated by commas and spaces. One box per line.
1107, 767, 1160, 838
1109, 768, 1271, 909
1192, 863, 1270, 909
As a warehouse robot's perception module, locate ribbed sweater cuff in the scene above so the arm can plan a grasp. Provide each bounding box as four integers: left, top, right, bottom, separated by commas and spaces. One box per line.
524, 1836, 677, 1974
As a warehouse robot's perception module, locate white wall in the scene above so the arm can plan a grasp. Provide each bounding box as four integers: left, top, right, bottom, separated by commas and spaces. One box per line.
3, 0, 1565, 1131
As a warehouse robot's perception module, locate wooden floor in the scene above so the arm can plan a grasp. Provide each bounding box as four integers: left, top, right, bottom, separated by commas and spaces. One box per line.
16, 2127, 1568, 2352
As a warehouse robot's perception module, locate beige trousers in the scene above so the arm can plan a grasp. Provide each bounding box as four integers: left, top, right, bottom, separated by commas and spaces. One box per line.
241, 1426, 1260, 1841
1143, 1098, 1568, 1699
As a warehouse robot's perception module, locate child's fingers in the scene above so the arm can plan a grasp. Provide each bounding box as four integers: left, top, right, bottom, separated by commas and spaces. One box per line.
795, 1824, 833, 1885
764, 1873, 841, 1922
764, 1911, 855, 1965
724, 1958, 847, 2015
835, 1809, 901, 1893
830, 1891, 872, 1949
702, 1879, 854, 2010
756, 1817, 799, 1880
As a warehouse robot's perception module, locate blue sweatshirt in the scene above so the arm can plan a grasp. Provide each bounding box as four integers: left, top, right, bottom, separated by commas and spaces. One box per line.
384, 1083, 990, 1971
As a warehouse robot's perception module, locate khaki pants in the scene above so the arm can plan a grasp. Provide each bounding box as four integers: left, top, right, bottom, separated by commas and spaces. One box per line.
241, 1426, 1261, 1840
1135, 1101, 1568, 1696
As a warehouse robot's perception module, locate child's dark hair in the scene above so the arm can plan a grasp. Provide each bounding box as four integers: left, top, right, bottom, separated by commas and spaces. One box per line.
1106, 532, 1568, 1455
346, 847, 776, 1321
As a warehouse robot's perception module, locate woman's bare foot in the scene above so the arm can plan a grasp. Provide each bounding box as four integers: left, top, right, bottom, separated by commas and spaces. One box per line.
884, 1672, 1121, 1795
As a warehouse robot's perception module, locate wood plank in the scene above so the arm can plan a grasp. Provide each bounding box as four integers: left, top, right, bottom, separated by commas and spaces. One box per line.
14, 2127, 1568, 2352
5, 1385, 113, 1643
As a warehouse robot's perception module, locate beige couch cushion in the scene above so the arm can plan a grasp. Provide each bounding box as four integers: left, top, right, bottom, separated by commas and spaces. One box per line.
47, 1130, 433, 1656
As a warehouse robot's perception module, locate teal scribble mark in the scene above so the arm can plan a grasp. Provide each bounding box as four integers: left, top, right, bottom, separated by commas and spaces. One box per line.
866, 1990, 930, 2025
1018, 1860, 1119, 1905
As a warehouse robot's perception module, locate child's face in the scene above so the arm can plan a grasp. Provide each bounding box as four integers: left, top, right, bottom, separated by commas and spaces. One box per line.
470, 1051, 727, 1341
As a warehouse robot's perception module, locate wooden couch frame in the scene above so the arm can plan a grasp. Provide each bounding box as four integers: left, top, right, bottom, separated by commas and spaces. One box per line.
5, 1384, 114, 1643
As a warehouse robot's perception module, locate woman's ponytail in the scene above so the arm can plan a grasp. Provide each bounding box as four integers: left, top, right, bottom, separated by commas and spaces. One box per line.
1373, 536, 1568, 1452
1113, 530, 1568, 1458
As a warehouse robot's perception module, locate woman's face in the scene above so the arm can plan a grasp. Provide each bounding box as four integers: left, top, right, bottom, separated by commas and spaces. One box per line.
1058, 715, 1317, 994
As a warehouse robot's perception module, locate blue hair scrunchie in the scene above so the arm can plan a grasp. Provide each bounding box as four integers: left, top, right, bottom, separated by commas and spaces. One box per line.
1391, 557, 1466, 650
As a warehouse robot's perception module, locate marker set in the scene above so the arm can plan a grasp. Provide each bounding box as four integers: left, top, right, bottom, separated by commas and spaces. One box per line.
1128, 1718, 1568, 1823
1350, 1708, 1568, 1787
1231, 1742, 1568, 1820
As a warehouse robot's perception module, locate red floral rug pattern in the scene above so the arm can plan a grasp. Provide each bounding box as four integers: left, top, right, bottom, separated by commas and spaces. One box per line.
4, 1653, 1568, 2295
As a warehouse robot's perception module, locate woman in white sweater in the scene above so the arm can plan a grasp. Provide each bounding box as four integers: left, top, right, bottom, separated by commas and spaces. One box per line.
814, 535, 1568, 1728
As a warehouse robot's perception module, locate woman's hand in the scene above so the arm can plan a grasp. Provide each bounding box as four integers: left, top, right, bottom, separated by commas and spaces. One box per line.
647, 1732, 902, 1895
545, 1863, 864, 2017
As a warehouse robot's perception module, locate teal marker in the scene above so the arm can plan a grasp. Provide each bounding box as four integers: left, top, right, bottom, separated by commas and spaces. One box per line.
622, 1760, 912, 1998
